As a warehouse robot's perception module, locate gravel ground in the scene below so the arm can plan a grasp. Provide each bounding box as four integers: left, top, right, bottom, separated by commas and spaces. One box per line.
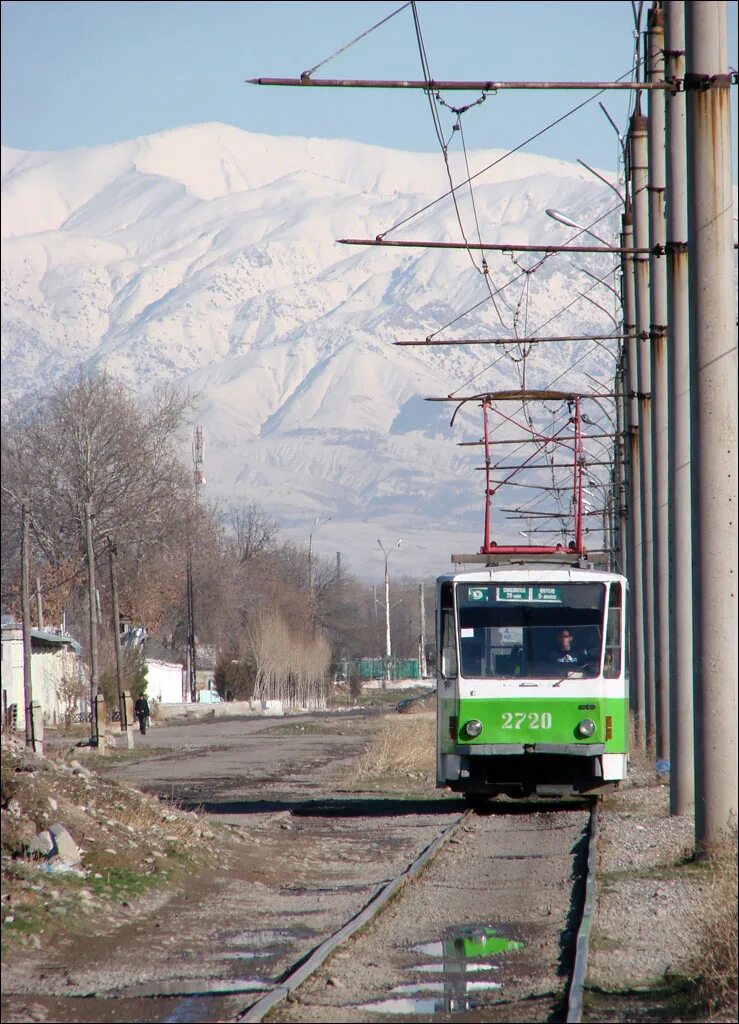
584, 764, 724, 1023
2, 708, 734, 1024
273, 804, 592, 1023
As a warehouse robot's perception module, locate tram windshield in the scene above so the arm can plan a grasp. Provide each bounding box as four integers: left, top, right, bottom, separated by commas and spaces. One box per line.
456, 582, 607, 679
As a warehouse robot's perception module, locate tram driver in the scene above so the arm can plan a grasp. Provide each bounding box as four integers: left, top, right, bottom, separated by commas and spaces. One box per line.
553, 628, 579, 665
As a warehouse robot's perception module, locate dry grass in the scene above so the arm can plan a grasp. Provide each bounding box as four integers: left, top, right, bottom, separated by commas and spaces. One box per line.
355, 713, 435, 777
626, 711, 655, 778
690, 840, 738, 1021
102, 791, 203, 842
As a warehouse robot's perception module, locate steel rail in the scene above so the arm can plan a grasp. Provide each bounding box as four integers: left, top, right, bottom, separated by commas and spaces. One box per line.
235, 809, 471, 1023
566, 800, 600, 1023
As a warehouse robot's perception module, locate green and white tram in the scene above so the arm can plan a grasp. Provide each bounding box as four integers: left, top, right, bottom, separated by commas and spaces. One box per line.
436, 564, 628, 799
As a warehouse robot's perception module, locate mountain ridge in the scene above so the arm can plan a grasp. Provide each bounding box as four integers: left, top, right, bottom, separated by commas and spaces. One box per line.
2, 122, 622, 577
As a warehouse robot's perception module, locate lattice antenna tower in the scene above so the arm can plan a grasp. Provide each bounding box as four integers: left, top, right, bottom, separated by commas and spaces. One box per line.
193, 425, 206, 497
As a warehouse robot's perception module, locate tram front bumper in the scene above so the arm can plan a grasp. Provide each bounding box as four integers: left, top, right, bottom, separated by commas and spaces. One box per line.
452, 743, 606, 757
439, 744, 615, 795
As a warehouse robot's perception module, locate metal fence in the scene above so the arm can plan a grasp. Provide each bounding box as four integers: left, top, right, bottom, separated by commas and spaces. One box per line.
352, 658, 420, 681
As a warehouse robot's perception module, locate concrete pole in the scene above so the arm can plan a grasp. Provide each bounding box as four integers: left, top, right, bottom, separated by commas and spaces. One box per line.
685, 0, 738, 853
614, 355, 628, 577
307, 533, 313, 594
34, 576, 43, 630
621, 209, 646, 745
633, 113, 656, 748
419, 583, 427, 679
186, 554, 196, 702
84, 502, 99, 746
107, 540, 127, 733
630, 108, 656, 753
608, 476, 617, 572
647, 5, 670, 762
383, 558, 391, 688
664, 0, 694, 816
21, 502, 37, 749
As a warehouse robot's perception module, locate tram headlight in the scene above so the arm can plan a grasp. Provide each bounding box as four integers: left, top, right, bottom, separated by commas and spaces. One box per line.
463, 719, 483, 738
575, 718, 596, 738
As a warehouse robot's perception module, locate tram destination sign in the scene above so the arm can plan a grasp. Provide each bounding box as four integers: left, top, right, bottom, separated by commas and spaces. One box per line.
496, 585, 563, 603
462, 585, 563, 604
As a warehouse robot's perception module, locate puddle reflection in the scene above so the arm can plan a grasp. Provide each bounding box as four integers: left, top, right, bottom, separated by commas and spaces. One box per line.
357, 925, 525, 1017
416, 961, 497, 974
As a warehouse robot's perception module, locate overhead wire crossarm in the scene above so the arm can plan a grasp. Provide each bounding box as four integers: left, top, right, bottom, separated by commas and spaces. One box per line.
396, 334, 626, 347
247, 77, 670, 91
458, 434, 616, 446
478, 459, 616, 468
338, 237, 650, 255
426, 390, 617, 403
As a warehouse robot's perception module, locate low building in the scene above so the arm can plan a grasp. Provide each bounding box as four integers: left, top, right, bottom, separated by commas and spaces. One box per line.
121, 629, 186, 705
1, 619, 82, 730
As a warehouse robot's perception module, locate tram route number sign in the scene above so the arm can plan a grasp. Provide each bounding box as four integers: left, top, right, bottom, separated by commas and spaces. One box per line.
495, 585, 562, 603
464, 585, 563, 604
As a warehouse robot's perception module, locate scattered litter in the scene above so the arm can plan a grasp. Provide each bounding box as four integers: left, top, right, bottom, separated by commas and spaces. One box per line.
38, 861, 87, 877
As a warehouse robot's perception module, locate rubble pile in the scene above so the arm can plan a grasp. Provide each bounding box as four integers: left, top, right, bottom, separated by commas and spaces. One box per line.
1, 734, 214, 946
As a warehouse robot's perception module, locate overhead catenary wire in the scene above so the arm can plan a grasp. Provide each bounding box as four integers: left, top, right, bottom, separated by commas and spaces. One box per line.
372, 64, 643, 241
300, 2, 413, 80
410, 1, 510, 332
250, 6, 628, 553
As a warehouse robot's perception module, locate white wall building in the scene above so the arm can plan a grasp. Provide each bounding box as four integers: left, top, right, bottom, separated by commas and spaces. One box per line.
1, 621, 82, 730
145, 656, 185, 705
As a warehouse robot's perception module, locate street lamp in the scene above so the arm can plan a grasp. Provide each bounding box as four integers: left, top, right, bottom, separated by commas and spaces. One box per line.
377, 538, 402, 688
308, 516, 332, 594
545, 207, 612, 247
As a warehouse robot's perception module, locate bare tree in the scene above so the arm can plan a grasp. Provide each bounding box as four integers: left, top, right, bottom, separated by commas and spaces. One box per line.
55, 671, 88, 728
1, 372, 196, 638
1, 371, 193, 567
228, 502, 278, 564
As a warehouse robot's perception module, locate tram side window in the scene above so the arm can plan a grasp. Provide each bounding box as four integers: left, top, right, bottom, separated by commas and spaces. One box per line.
604, 582, 622, 678
440, 582, 458, 678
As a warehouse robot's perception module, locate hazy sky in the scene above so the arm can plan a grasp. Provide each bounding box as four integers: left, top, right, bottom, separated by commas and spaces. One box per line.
5, 1, 736, 174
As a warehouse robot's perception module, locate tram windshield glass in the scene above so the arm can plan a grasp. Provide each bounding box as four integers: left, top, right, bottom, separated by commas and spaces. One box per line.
456, 582, 607, 679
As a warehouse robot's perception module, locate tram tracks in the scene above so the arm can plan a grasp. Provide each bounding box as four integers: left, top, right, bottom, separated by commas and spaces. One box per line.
236, 809, 472, 1022
236, 798, 599, 1024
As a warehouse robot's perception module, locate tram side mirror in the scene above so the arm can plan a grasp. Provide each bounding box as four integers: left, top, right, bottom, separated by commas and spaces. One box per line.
439, 602, 458, 682
441, 645, 458, 681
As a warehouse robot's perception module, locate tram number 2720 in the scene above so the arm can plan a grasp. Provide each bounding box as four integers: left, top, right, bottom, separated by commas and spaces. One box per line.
501, 711, 552, 730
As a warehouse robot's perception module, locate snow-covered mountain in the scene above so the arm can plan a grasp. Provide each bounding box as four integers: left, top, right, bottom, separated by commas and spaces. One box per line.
1, 122, 622, 578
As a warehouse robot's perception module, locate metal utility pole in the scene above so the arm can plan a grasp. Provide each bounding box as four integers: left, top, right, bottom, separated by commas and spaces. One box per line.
664, 0, 694, 816
21, 502, 36, 749
622, 194, 646, 746
418, 583, 427, 679
614, 353, 628, 578
647, 4, 670, 762
630, 107, 656, 752
85, 502, 99, 746
685, 0, 738, 852
377, 539, 401, 687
